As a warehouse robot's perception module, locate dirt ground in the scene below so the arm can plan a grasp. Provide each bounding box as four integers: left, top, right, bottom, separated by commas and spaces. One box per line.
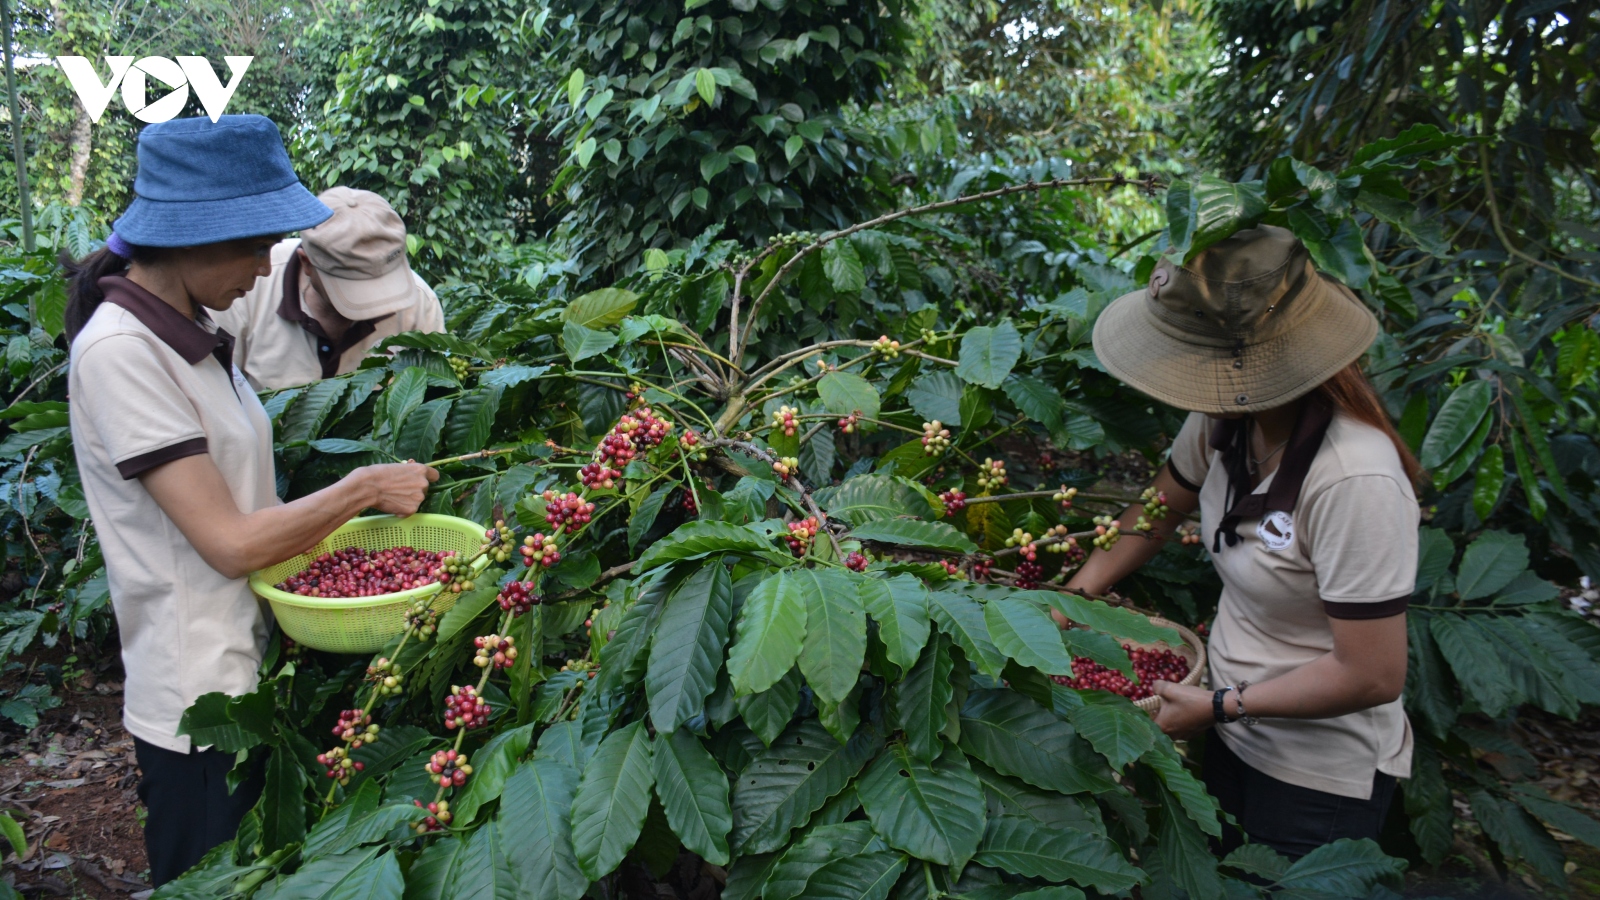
0, 672, 150, 899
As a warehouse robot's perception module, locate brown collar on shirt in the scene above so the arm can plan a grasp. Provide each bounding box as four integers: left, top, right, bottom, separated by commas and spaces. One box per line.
279, 252, 390, 379
1207, 394, 1335, 552
97, 275, 238, 376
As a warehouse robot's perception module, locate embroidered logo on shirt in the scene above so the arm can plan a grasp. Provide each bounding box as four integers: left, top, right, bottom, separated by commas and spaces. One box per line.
1256, 510, 1295, 551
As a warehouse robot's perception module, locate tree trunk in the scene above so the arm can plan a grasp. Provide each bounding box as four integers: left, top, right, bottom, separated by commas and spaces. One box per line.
65, 99, 89, 207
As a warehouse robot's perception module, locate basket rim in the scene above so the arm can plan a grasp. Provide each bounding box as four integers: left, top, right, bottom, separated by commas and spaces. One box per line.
250, 513, 489, 611
1132, 615, 1207, 711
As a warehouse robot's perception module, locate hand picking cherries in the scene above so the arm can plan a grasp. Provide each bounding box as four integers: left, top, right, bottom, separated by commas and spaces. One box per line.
276, 546, 450, 597
497, 581, 540, 616
443, 684, 490, 730
1050, 644, 1192, 701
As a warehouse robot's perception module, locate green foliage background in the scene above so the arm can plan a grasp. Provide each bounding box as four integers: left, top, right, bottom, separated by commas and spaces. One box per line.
0, 0, 1597, 895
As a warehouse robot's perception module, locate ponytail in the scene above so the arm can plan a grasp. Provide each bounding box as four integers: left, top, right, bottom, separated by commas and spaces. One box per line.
62, 236, 156, 343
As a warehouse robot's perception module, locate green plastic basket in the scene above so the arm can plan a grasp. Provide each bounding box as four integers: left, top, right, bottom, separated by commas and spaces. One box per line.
250, 514, 491, 654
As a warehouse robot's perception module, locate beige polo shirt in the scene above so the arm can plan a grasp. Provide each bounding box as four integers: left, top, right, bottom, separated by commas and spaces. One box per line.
69, 277, 278, 753
1168, 408, 1419, 799
211, 239, 445, 391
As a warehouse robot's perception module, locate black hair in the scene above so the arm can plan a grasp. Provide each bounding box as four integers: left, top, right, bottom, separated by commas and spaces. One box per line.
62, 242, 159, 343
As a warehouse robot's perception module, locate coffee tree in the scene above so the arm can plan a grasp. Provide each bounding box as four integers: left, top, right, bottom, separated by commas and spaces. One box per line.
140, 179, 1425, 900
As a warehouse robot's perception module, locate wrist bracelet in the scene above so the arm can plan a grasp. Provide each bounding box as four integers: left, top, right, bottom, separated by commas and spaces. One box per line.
1212, 686, 1237, 724
1235, 680, 1259, 726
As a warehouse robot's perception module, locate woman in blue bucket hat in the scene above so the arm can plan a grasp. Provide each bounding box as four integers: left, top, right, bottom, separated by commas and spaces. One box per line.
61, 115, 438, 886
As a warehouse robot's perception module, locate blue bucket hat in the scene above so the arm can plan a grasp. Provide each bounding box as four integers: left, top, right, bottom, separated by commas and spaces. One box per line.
111, 115, 333, 248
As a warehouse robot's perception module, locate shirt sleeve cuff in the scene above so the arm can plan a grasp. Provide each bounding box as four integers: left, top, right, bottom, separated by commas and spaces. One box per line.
1166, 458, 1201, 494
116, 437, 208, 480
1323, 595, 1409, 620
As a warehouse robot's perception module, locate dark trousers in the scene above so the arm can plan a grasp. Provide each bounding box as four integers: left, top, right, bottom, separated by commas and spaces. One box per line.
1200, 730, 1396, 860
133, 736, 263, 887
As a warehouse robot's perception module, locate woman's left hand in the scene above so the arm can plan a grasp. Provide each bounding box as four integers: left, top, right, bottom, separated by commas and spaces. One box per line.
1152, 681, 1215, 740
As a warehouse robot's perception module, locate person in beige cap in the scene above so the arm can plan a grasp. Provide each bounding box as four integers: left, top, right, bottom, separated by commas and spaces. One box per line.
213, 187, 445, 390
1066, 225, 1422, 860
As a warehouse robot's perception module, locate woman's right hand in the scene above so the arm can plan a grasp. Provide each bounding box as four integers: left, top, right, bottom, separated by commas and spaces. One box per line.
356, 462, 439, 515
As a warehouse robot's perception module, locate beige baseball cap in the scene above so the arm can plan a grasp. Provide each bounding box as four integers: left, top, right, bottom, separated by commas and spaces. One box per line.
1092, 225, 1379, 415
299, 187, 417, 320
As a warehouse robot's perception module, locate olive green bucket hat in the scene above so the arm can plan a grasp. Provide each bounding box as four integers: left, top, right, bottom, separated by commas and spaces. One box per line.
1091, 225, 1379, 415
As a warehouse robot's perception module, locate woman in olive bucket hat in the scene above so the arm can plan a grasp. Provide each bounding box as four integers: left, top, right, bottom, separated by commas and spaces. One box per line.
1070, 225, 1422, 859
62, 115, 437, 886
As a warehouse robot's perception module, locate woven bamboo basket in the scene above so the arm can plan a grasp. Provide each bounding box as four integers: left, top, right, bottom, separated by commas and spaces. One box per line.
1129, 617, 1207, 716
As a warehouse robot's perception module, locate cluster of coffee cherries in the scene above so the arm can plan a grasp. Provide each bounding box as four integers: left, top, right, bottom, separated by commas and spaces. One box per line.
785, 517, 821, 556
543, 490, 596, 533
680, 429, 705, 461
969, 558, 992, 580
425, 748, 472, 789
497, 581, 540, 616
681, 490, 699, 515
478, 521, 516, 562
921, 420, 952, 455
1091, 515, 1122, 550
772, 405, 801, 437
520, 532, 561, 568
1052, 485, 1079, 511
939, 489, 967, 516
1042, 525, 1085, 562
405, 596, 439, 638
1037, 451, 1057, 472
317, 745, 362, 784
447, 356, 472, 381
413, 798, 451, 833
616, 407, 673, 448
838, 411, 861, 434
580, 458, 623, 490
1013, 560, 1044, 589
366, 657, 404, 699
772, 456, 800, 479
939, 559, 964, 578
562, 657, 598, 678
1051, 645, 1191, 701
1176, 524, 1203, 546
433, 553, 477, 593
473, 634, 518, 669
872, 335, 901, 358
977, 458, 1008, 490
1135, 487, 1170, 532
317, 709, 380, 784
1005, 528, 1039, 560
443, 685, 490, 730
276, 546, 449, 598
845, 551, 869, 572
